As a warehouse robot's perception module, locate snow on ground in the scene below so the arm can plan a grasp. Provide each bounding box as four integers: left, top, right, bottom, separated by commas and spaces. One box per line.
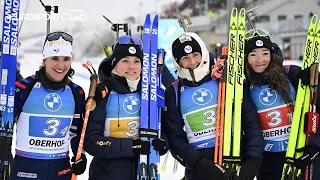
15, 51, 185, 180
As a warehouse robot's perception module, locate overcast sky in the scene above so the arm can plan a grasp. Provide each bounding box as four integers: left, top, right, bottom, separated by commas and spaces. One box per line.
1, 0, 184, 36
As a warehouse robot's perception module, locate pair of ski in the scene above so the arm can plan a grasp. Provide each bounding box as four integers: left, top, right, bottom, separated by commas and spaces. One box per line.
282, 14, 320, 180
0, 0, 21, 180
138, 14, 165, 180
213, 7, 246, 178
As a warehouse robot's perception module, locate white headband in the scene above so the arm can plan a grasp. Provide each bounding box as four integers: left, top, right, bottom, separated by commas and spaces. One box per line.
42, 37, 72, 60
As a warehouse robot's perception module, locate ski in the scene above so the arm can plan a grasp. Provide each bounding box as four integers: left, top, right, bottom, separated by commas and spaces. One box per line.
138, 14, 163, 180
149, 14, 160, 180
281, 14, 320, 180
0, 0, 20, 179
222, 7, 245, 175
138, 14, 151, 180
93, 33, 111, 57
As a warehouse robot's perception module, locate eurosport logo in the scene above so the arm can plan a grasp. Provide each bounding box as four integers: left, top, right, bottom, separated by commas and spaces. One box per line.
8, 10, 87, 21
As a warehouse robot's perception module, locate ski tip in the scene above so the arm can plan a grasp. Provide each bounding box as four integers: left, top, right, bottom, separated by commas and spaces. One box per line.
231, 7, 238, 17
311, 14, 318, 24
145, 14, 151, 20
239, 8, 246, 17
153, 16, 159, 25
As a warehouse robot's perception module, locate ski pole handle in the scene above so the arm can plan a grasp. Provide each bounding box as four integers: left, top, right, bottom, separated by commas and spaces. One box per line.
71, 62, 98, 180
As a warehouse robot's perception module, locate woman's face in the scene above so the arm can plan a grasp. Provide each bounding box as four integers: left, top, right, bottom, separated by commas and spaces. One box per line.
178, 52, 202, 69
248, 48, 271, 73
115, 56, 141, 80
43, 56, 71, 82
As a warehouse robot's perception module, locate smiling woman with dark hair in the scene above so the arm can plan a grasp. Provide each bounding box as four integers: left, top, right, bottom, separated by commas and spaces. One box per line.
11, 31, 87, 180
243, 28, 320, 180
164, 32, 264, 180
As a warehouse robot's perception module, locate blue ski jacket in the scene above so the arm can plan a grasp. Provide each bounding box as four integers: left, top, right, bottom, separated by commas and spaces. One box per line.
11, 74, 85, 179
255, 65, 320, 180
84, 57, 142, 180
163, 55, 264, 179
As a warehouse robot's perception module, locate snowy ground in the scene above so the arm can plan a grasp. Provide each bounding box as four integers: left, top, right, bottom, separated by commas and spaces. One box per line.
14, 51, 185, 180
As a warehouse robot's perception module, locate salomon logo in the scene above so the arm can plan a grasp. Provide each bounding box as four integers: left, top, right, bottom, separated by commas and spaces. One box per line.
140, 130, 157, 136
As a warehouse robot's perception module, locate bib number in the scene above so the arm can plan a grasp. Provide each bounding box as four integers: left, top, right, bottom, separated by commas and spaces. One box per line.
266, 110, 293, 127
124, 120, 140, 137
202, 110, 216, 127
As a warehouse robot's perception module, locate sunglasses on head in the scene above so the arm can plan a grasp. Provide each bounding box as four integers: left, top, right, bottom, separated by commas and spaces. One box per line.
245, 28, 270, 40
113, 35, 143, 50
44, 31, 73, 45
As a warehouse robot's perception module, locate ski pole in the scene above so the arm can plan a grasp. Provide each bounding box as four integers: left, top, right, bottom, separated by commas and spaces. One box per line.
303, 63, 319, 180
93, 33, 110, 56
160, 152, 169, 172
71, 61, 97, 180
57, 62, 107, 178
219, 48, 228, 166
212, 48, 227, 164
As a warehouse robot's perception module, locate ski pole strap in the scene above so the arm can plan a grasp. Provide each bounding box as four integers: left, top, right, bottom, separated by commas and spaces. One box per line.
222, 156, 241, 175
285, 157, 296, 166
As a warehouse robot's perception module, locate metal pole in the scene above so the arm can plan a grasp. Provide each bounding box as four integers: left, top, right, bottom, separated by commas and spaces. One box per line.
46, 11, 51, 35
39, 0, 58, 35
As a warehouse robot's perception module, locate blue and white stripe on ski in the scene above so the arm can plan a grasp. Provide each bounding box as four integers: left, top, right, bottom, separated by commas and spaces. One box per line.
0, 0, 20, 179
1, 0, 20, 129
139, 14, 151, 180
149, 14, 159, 180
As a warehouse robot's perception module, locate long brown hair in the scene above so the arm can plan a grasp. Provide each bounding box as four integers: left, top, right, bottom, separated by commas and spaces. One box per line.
246, 53, 293, 105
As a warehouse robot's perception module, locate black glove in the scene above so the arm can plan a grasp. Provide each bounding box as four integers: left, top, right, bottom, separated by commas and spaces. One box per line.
94, 82, 108, 100
195, 157, 229, 180
237, 156, 263, 180
71, 153, 87, 175
132, 139, 150, 155
298, 67, 311, 85
295, 145, 320, 169
152, 138, 168, 156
